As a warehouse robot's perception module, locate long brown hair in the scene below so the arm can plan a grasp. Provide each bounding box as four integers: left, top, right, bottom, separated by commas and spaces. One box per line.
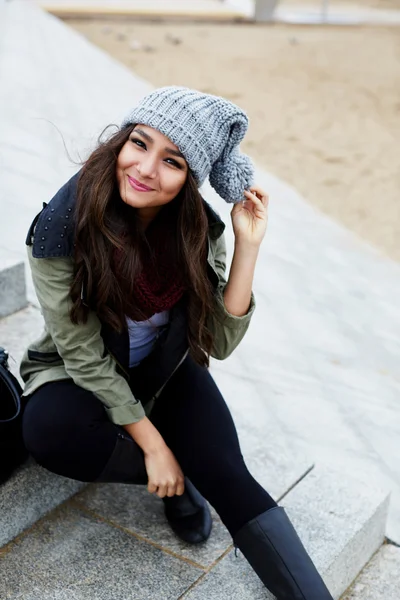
69, 124, 215, 367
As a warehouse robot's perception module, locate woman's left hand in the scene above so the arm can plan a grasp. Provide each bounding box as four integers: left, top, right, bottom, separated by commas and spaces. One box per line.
230, 185, 269, 248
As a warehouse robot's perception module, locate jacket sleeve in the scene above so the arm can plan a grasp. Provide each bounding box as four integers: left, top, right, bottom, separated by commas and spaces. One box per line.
27, 246, 145, 426
207, 233, 256, 360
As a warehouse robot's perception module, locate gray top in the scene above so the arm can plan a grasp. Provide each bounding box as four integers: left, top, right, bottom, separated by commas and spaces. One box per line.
126, 310, 170, 368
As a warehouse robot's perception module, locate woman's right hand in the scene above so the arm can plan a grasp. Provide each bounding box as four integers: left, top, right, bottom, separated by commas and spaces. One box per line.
144, 445, 185, 499
123, 416, 185, 499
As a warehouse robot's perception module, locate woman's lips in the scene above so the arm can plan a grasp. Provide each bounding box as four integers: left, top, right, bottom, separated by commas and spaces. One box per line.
127, 175, 154, 192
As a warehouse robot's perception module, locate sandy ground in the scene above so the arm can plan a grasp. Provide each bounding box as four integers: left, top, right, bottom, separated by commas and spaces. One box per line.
68, 19, 400, 261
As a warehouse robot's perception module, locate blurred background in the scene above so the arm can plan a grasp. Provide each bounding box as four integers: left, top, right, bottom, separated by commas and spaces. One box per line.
37, 0, 400, 260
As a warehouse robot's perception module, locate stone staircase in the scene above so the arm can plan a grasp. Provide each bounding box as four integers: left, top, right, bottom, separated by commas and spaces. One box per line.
1, 1, 399, 596
341, 544, 400, 600
0, 255, 86, 550
0, 256, 396, 598
0, 250, 27, 319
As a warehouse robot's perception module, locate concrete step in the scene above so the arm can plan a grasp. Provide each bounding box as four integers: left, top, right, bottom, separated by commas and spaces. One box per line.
0, 303, 44, 385
0, 311, 318, 586
0, 465, 390, 599
0, 308, 391, 597
0, 459, 85, 548
0, 304, 87, 547
184, 466, 390, 599
341, 543, 400, 600
0, 248, 28, 319
280, 467, 390, 599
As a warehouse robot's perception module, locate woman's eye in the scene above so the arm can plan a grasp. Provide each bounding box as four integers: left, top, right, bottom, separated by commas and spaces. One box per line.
130, 138, 182, 169
165, 158, 181, 169
131, 138, 146, 148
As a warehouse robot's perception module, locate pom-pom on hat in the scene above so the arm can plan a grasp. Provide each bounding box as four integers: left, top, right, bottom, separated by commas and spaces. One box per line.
121, 86, 254, 203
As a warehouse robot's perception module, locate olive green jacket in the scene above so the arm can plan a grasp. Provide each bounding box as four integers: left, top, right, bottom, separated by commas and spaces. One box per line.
20, 189, 256, 426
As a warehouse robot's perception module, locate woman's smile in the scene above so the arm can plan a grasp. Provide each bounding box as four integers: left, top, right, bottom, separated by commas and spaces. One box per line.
127, 175, 154, 192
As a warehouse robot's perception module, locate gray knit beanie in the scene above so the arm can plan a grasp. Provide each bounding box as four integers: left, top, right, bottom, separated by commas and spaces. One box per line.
121, 86, 254, 203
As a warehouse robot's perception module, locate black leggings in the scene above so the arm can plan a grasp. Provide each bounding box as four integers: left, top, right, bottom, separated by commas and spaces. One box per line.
22, 354, 277, 537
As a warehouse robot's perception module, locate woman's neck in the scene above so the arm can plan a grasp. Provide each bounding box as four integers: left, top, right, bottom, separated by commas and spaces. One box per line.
137, 206, 162, 231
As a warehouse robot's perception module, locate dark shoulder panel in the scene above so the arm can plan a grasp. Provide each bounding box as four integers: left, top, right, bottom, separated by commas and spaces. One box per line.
26, 171, 80, 258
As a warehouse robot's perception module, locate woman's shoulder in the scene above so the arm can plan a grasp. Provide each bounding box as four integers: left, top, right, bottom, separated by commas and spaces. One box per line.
26, 172, 80, 260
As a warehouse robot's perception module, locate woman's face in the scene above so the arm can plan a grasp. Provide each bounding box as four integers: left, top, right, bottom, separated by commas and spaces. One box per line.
116, 124, 188, 224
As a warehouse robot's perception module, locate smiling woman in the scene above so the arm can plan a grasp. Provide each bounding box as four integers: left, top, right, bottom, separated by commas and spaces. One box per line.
116, 125, 188, 229
20, 86, 333, 599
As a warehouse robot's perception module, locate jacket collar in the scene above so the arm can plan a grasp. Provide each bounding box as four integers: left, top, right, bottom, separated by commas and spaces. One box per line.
28, 171, 225, 259
202, 200, 225, 240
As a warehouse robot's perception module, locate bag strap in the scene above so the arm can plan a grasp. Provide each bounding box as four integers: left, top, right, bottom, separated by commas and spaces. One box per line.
0, 346, 23, 423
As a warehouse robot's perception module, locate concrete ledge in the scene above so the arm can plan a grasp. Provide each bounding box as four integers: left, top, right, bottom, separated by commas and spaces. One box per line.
282, 466, 390, 599
0, 304, 44, 385
185, 466, 390, 599
0, 503, 202, 599
0, 458, 86, 547
0, 304, 87, 548
341, 543, 400, 600
0, 250, 27, 319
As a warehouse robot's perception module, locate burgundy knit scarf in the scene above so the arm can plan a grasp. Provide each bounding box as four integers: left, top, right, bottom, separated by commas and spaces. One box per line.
112, 217, 186, 321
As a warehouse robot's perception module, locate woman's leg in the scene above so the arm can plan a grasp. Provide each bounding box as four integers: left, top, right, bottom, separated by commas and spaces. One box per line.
149, 355, 334, 599
149, 354, 277, 537
22, 378, 210, 544
22, 379, 146, 482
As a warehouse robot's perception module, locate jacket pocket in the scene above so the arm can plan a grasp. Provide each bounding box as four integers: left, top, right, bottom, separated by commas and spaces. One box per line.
27, 349, 62, 364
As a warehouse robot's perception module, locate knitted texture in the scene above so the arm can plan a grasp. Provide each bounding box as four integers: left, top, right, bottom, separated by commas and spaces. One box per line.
121, 86, 254, 203
112, 217, 186, 320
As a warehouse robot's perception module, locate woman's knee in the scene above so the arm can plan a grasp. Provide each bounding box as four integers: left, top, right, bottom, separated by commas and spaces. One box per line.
23, 385, 62, 459
189, 449, 248, 486
22, 380, 110, 464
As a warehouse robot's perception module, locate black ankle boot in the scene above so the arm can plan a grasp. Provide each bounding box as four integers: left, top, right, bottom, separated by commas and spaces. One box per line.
233, 506, 334, 600
163, 478, 212, 545
96, 435, 212, 544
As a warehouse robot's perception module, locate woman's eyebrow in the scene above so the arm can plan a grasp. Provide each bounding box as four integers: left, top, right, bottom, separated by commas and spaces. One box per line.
165, 147, 185, 159
134, 128, 185, 160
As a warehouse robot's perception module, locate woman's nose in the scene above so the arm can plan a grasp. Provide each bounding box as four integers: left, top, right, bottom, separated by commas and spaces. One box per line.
136, 154, 157, 179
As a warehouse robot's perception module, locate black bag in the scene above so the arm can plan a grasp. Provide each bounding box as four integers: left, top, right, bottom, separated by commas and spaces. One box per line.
0, 346, 29, 484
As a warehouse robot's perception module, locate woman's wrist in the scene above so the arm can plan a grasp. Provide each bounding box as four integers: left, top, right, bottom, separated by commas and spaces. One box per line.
123, 417, 166, 456
234, 238, 261, 256
222, 239, 259, 317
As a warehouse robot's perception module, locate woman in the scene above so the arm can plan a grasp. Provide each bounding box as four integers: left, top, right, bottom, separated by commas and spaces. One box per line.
20, 86, 333, 599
